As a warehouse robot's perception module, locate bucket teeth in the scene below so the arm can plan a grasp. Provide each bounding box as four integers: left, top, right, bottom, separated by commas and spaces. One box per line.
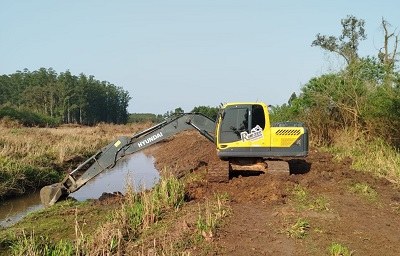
40, 183, 67, 207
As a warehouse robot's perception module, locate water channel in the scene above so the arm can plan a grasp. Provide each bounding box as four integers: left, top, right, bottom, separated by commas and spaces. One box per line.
0, 152, 159, 228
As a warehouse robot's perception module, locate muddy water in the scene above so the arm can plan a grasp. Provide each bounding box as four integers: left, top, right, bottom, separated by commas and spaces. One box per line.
0, 192, 43, 228
0, 152, 159, 228
70, 152, 159, 200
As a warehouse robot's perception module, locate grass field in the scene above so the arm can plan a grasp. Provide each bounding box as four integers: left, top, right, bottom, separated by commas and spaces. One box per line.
0, 121, 151, 199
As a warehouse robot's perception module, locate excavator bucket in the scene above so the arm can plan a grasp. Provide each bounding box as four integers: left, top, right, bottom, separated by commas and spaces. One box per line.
40, 183, 68, 207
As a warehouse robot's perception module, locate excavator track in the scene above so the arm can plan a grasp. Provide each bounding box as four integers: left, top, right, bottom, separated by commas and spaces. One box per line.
227, 159, 290, 176
265, 160, 290, 175
207, 160, 230, 183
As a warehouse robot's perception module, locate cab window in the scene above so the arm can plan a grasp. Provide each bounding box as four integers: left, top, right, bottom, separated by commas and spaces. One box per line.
251, 104, 265, 129
219, 107, 249, 143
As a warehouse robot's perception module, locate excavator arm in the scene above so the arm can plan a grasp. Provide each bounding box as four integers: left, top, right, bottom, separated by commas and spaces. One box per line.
40, 113, 216, 206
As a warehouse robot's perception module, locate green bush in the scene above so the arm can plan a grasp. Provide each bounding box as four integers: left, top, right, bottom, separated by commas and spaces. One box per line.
191, 105, 220, 120
128, 113, 163, 123
0, 106, 60, 127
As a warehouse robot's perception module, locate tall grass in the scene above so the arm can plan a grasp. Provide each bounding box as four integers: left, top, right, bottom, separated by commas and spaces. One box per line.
10, 231, 75, 256
326, 130, 400, 184
8, 175, 186, 255
0, 158, 60, 198
0, 123, 151, 198
114, 173, 185, 238
195, 193, 230, 241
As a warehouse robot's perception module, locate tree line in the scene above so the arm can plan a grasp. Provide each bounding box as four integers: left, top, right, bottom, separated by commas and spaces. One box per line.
128, 105, 220, 123
0, 68, 131, 125
271, 16, 400, 147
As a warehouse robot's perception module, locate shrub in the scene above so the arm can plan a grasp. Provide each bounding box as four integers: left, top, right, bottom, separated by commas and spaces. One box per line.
0, 106, 60, 127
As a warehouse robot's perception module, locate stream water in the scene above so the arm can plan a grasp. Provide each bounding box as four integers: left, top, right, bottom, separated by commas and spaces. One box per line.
0, 152, 159, 228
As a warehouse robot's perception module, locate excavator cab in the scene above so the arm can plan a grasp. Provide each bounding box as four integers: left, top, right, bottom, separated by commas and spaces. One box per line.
217, 103, 266, 145
216, 102, 308, 159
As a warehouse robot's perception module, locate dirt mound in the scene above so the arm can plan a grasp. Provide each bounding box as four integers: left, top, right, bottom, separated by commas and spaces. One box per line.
150, 131, 400, 255
150, 131, 221, 178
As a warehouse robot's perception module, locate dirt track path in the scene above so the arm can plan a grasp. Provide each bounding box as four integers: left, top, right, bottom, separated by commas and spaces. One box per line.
216, 201, 295, 256
152, 132, 400, 255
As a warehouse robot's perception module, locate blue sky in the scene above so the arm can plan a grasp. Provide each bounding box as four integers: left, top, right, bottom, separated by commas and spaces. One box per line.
0, 1, 398, 114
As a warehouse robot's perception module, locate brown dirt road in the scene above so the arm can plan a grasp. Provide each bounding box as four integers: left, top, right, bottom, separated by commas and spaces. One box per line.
151, 131, 400, 256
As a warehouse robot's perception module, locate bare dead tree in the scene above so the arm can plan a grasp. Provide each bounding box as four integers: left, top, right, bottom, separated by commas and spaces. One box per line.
378, 18, 399, 85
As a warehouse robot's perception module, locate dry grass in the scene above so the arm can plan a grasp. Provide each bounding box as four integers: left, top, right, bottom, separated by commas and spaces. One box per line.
195, 193, 231, 241
325, 129, 400, 184
0, 122, 151, 164
8, 174, 187, 255
0, 122, 152, 198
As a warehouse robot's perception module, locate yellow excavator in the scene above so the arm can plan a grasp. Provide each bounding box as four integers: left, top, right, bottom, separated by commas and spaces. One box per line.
40, 102, 308, 206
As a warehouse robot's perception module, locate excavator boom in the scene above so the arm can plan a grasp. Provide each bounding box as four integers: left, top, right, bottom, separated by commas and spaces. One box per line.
40, 113, 216, 206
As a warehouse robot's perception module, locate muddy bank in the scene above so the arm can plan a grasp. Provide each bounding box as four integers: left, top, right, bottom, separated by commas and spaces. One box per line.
0, 152, 159, 228
149, 131, 400, 255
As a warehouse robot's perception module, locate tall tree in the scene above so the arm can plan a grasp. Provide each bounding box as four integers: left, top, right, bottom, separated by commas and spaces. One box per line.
0, 75, 12, 105
0, 68, 132, 125
312, 15, 367, 65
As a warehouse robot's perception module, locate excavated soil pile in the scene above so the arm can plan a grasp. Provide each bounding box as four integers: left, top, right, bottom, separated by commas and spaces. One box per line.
151, 131, 400, 255
150, 131, 222, 178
